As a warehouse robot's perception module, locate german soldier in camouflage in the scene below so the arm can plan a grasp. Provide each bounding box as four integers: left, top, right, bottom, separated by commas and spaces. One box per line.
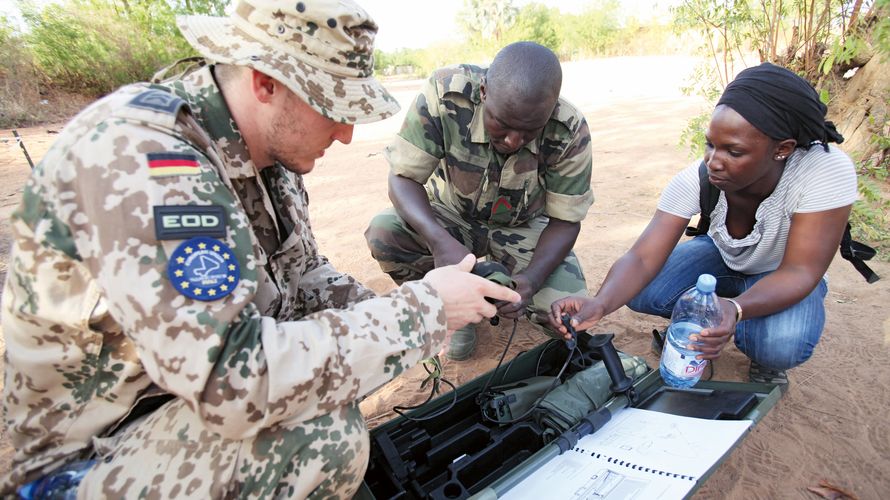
365, 42, 594, 360
0, 1, 520, 498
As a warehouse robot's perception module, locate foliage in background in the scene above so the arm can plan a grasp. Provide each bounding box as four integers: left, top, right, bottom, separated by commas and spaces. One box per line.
458, 0, 518, 45
850, 171, 890, 256
0, 15, 41, 127
374, 43, 494, 81
849, 93, 889, 254
376, 0, 675, 79
876, 0, 890, 59
557, 1, 622, 58
849, 0, 890, 254
502, 3, 562, 52
1, 13, 92, 127
18, 0, 219, 96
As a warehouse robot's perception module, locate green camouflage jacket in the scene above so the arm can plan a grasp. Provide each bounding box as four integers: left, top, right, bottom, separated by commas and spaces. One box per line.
385, 64, 594, 226
1, 65, 447, 493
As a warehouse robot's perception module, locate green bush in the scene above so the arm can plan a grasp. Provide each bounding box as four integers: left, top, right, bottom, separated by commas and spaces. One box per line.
851, 0, 890, 258
850, 174, 890, 258
559, 0, 621, 59
21, 0, 200, 96
502, 3, 561, 51
608, 23, 681, 57
0, 15, 45, 127
873, 0, 890, 60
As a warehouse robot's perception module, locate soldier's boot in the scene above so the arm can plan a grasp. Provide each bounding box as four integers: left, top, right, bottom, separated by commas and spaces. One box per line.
447, 324, 477, 361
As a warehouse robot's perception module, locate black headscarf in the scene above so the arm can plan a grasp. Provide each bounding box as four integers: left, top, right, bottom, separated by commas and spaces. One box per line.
716, 63, 844, 151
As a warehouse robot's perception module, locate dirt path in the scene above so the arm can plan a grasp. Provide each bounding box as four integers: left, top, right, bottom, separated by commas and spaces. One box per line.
1, 56, 888, 498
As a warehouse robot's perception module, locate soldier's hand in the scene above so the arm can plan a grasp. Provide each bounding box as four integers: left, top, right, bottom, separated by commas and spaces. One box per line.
496, 273, 534, 319
424, 254, 521, 332
431, 238, 472, 268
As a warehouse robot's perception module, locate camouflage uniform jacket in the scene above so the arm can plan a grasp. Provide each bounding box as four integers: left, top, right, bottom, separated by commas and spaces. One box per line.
1, 65, 447, 493
385, 64, 594, 227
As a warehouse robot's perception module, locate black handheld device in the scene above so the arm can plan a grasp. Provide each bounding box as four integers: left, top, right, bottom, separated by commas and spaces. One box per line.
470, 261, 516, 325
560, 313, 578, 350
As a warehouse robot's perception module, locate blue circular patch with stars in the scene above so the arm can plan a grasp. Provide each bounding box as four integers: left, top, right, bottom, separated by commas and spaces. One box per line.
167, 237, 240, 301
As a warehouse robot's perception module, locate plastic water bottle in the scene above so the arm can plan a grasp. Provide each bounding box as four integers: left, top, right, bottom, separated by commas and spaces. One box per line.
659, 274, 723, 389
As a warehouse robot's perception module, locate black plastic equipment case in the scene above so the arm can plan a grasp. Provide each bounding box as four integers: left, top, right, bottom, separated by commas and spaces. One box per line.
358, 332, 781, 499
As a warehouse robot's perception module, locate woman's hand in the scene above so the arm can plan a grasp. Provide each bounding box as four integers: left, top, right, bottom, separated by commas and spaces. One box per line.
690, 298, 738, 360
548, 296, 608, 339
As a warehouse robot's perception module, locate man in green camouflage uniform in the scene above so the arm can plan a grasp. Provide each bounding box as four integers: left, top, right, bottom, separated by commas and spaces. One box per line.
0, 1, 519, 498
365, 42, 594, 360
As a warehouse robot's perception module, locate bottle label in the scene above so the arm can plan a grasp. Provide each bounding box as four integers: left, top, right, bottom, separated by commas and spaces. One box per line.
662, 341, 707, 379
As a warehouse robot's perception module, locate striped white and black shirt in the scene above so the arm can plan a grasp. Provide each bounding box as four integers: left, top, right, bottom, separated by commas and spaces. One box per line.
657, 144, 858, 274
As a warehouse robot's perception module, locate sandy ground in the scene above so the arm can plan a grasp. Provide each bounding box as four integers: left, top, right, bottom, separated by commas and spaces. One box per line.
0, 56, 888, 498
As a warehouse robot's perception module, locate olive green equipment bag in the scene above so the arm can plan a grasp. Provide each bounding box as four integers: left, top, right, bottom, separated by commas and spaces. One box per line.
532, 352, 648, 442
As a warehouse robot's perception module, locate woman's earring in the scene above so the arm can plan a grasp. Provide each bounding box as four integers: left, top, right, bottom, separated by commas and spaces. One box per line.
775, 155, 786, 160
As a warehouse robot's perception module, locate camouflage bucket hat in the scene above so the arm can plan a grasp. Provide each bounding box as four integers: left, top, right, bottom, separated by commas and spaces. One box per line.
177, 0, 400, 124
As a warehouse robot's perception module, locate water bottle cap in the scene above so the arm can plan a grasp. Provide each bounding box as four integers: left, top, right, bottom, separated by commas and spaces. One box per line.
696, 274, 717, 293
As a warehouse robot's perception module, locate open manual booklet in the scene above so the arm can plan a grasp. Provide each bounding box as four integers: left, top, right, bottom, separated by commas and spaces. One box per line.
502, 407, 753, 500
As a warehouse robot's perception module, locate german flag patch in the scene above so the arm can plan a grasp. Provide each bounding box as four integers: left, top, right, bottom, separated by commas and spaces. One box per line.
147, 152, 200, 177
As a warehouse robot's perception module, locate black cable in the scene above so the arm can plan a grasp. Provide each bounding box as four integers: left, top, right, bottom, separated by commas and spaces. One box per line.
497, 349, 528, 385
477, 319, 577, 426
477, 319, 521, 398
535, 339, 561, 375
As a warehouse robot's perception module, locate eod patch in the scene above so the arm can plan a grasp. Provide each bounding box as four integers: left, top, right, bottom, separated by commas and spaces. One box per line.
154, 205, 226, 240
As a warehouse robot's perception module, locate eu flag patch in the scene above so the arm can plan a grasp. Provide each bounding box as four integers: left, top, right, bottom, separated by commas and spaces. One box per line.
147, 152, 200, 177
167, 236, 240, 301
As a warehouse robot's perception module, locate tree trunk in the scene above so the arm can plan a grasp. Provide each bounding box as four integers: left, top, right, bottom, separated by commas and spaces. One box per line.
845, 0, 864, 37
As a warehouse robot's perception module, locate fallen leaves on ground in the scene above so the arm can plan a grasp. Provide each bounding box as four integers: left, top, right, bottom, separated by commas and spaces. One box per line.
807, 479, 858, 499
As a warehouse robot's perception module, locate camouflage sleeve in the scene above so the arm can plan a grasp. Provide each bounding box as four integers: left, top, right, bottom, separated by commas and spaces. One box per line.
384, 76, 444, 184
30, 119, 447, 439
284, 176, 376, 313
543, 118, 594, 223
297, 253, 376, 313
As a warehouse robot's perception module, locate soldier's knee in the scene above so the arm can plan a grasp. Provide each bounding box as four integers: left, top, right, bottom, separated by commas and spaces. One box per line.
364, 224, 386, 260
364, 212, 402, 250
364, 214, 383, 242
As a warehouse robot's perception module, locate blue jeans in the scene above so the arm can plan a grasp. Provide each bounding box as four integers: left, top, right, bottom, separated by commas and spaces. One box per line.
627, 236, 827, 371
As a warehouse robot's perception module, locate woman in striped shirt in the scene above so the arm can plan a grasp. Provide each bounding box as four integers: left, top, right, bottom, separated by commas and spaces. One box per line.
549, 63, 857, 391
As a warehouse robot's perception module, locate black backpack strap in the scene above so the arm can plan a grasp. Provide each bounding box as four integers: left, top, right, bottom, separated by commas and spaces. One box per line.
840, 222, 880, 283
685, 161, 720, 237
